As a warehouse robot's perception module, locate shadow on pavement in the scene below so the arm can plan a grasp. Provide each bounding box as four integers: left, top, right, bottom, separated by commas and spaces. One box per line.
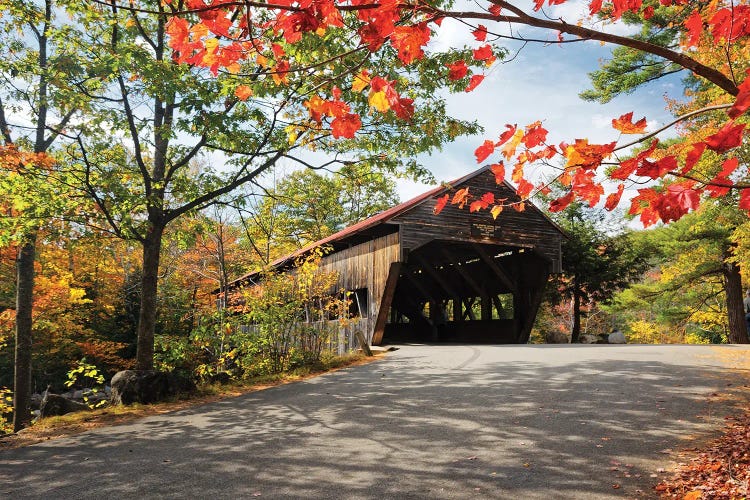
2, 345, 749, 499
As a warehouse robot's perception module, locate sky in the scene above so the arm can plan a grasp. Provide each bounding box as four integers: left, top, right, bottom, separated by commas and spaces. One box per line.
393, 2, 685, 203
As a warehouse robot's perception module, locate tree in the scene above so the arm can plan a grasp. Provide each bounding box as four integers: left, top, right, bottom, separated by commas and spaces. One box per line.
62, 0, 479, 371
0, 0, 95, 431
155, 0, 748, 225
607, 200, 750, 343
550, 202, 647, 342
265, 164, 399, 246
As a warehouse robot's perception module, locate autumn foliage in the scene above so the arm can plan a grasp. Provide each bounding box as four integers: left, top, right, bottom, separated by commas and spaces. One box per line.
160, 0, 750, 226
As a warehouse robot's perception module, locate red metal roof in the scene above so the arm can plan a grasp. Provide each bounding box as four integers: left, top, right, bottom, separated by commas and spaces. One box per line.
229, 166, 492, 287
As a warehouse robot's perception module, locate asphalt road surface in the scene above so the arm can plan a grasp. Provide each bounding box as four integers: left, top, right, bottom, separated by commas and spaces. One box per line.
2, 344, 750, 499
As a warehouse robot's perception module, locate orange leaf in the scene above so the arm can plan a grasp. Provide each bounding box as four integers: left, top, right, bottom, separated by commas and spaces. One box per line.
497, 124, 517, 146
452, 187, 470, 208
604, 184, 625, 211
522, 121, 548, 148
475, 140, 495, 163
433, 194, 449, 215
234, 85, 253, 101
390, 23, 431, 65
612, 112, 648, 134
490, 162, 505, 184
330, 113, 361, 139
516, 178, 534, 199
465, 74, 484, 92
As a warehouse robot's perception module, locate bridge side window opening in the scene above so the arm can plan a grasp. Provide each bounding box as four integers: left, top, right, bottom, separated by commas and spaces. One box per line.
348, 288, 369, 318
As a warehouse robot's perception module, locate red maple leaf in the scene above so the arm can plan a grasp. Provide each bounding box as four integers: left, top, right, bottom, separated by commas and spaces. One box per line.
707, 178, 732, 198
549, 191, 575, 212
684, 10, 703, 47
390, 23, 430, 65
497, 124, 517, 146
728, 72, 750, 119
330, 113, 361, 138
740, 189, 750, 211
704, 122, 746, 152
446, 60, 468, 81
433, 194, 449, 215
604, 184, 625, 211
475, 140, 495, 163
470, 191, 495, 212
612, 112, 648, 134
473, 45, 494, 63
682, 141, 706, 173
522, 121, 548, 148
719, 156, 739, 177
490, 162, 505, 184
516, 178, 534, 199
473, 25, 488, 41
465, 74, 484, 92
637, 155, 677, 179
488, 4, 502, 16
710, 6, 750, 42
588, 0, 603, 15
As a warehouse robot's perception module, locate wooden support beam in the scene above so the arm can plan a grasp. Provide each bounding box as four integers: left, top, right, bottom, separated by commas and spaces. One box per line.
517, 265, 550, 343
453, 297, 462, 323
439, 248, 485, 298
395, 296, 434, 327
371, 262, 401, 345
462, 297, 477, 321
410, 252, 462, 300
402, 267, 441, 304
472, 244, 517, 294
481, 295, 492, 321
492, 294, 505, 320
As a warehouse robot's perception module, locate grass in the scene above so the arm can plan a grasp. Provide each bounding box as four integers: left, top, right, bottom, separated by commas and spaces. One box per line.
0, 351, 380, 450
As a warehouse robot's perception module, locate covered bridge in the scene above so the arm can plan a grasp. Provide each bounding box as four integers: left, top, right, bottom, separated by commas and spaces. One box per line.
228, 165, 566, 350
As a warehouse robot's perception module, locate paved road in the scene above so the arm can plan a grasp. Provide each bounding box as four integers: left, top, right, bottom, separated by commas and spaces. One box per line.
2, 344, 750, 499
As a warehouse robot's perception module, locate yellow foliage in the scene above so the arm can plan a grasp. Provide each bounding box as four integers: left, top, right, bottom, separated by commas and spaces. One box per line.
626, 319, 683, 344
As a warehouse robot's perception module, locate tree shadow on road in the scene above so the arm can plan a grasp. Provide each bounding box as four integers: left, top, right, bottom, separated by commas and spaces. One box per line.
2, 345, 749, 499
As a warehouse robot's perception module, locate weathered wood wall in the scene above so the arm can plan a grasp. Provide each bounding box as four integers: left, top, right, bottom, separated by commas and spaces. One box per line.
316, 231, 400, 343
392, 169, 562, 272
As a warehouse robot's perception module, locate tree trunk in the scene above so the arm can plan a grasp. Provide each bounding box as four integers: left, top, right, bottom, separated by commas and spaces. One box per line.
135, 224, 164, 370
723, 257, 749, 344
571, 286, 582, 343
13, 232, 36, 432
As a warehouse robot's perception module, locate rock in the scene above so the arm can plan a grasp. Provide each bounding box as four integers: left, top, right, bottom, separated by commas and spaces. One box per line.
72, 390, 84, 400
608, 330, 626, 344
29, 393, 43, 411
40, 394, 90, 418
110, 370, 196, 406
579, 334, 598, 344
545, 330, 570, 344
209, 372, 232, 385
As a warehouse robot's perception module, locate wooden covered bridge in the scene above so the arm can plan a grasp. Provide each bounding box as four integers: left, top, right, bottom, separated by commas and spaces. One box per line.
228, 166, 566, 350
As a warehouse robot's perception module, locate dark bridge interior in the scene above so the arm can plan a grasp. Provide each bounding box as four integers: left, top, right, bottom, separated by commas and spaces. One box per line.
382, 240, 550, 344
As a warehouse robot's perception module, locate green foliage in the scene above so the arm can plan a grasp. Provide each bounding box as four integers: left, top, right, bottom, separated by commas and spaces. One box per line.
603, 201, 743, 344
238, 252, 348, 374
64, 358, 107, 409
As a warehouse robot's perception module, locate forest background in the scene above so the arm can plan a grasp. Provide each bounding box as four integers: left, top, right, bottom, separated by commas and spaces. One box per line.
1, 0, 749, 434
